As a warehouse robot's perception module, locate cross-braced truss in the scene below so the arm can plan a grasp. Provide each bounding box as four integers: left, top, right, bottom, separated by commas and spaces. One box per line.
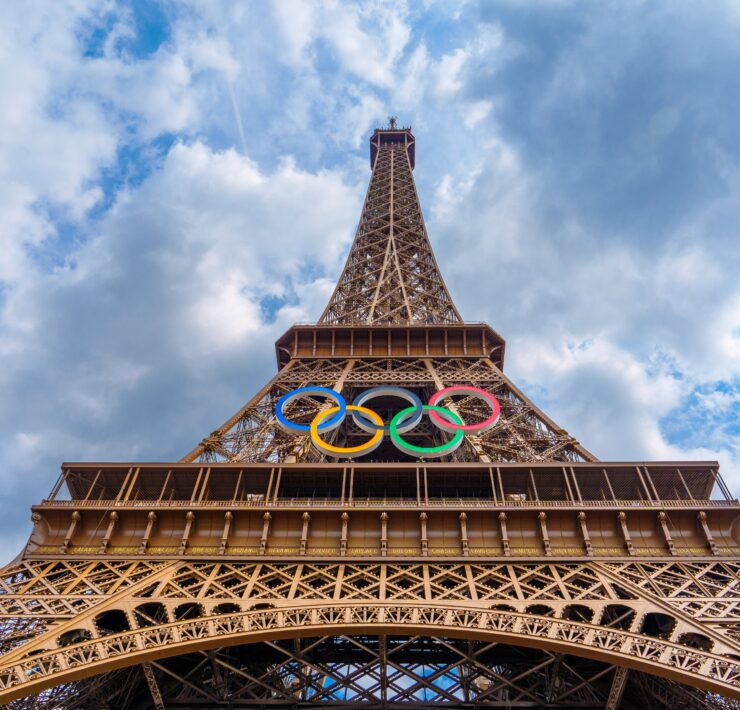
4, 125, 738, 707
184, 357, 593, 464
11, 635, 727, 709
2, 559, 740, 705
320, 132, 460, 325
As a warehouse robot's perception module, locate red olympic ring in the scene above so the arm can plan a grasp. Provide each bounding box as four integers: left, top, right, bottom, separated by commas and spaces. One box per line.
428, 386, 501, 433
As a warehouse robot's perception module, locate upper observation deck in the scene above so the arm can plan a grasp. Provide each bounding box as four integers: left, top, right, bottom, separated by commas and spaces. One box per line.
370, 125, 416, 169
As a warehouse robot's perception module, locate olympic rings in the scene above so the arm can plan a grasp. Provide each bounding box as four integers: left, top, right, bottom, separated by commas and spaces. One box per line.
277, 385, 501, 459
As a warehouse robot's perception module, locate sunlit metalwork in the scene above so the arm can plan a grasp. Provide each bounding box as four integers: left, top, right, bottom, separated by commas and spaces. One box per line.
2, 122, 738, 708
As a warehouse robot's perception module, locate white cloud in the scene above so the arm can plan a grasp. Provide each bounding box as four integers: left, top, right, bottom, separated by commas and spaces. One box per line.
464, 100, 493, 128
434, 48, 468, 96
429, 63, 740, 488
322, 1, 411, 88
340, 92, 386, 148
650, 106, 681, 139
0, 0, 247, 306
0, 2, 116, 286
272, 0, 318, 66
511, 337, 686, 459
696, 388, 740, 415
0, 133, 360, 561
271, 0, 411, 88
713, 295, 740, 372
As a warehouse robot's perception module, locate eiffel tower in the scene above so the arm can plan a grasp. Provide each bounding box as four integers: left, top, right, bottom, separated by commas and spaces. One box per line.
1, 122, 739, 709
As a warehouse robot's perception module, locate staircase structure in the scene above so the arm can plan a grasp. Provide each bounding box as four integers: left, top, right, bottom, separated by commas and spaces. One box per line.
1, 123, 739, 709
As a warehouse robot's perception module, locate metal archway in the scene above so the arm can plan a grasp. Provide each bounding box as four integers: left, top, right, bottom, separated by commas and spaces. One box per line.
1, 602, 739, 704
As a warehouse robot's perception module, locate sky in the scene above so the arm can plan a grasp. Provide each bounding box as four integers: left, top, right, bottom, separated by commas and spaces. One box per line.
1, 0, 739, 561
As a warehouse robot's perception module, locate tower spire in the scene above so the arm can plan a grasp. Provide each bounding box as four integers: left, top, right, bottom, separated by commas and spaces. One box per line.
319, 125, 461, 325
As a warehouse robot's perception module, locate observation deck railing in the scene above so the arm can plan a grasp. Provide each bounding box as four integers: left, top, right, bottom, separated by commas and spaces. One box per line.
37, 496, 737, 510
47, 460, 732, 509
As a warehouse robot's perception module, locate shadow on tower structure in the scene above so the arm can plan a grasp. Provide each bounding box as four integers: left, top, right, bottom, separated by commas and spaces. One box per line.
1, 122, 739, 709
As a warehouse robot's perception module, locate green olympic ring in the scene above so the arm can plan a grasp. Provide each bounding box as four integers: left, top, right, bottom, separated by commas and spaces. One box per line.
389, 405, 465, 458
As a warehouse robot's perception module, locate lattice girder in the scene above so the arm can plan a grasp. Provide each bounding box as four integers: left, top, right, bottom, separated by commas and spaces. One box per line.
2, 558, 740, 706
1, 599, 739, 704
320, 130, 460, 325
6, 124, 738, 708
183, 356, 594, 464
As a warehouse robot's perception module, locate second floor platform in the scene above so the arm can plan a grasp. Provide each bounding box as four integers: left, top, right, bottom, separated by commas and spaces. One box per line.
44, 461, 730, 511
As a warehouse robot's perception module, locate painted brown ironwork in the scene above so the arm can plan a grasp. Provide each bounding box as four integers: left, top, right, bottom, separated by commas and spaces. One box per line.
319, 127, 461, 326
2, 602, 740, 703
2, 122, 738, 708
181, 357, 595, 464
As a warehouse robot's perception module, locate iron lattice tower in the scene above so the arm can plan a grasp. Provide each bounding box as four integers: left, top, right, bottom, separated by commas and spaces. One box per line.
1, 125, 739, 709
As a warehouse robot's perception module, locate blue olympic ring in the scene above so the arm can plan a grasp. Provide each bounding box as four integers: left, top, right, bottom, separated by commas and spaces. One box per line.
275, 386, 346, 432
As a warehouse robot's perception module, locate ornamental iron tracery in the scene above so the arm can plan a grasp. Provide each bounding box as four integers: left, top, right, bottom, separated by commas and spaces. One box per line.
1, 123, 738, 708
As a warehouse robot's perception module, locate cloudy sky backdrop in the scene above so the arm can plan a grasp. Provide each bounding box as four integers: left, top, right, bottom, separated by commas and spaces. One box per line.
1, 0, 739, 561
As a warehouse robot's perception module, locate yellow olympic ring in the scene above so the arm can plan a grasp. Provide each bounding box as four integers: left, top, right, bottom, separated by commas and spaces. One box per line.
310, 405, 384, 459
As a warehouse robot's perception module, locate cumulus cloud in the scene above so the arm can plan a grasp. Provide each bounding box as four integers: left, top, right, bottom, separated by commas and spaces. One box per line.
0, 139, 360, 559
273, 0, 410, 88
431, 0, 740, 490
0, 0, 367, 559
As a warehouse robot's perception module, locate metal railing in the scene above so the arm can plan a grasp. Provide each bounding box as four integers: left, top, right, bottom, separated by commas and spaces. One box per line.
38, 497, 737, 510
31, 544, 738, 558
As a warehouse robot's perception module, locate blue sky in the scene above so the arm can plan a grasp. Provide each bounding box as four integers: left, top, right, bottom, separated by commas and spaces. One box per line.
0, 0, 739, 560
